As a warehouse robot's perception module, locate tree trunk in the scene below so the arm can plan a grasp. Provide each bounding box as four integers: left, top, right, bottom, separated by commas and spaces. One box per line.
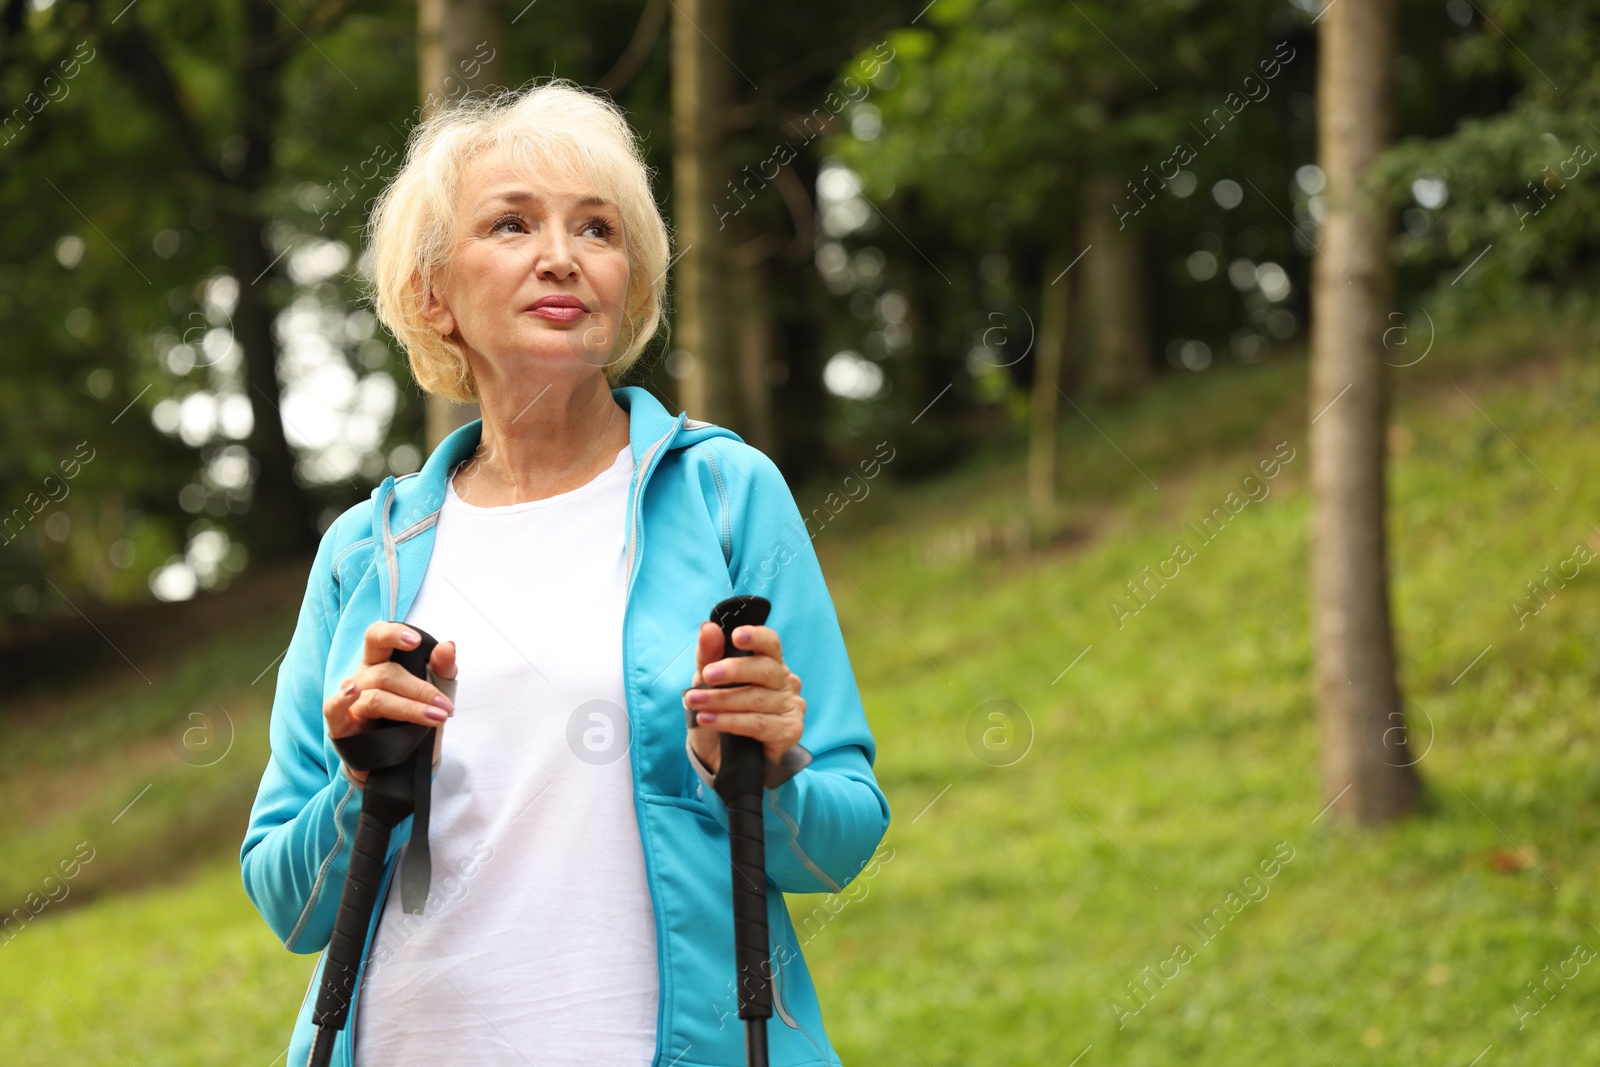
1309, 0, 1421, 823
1079, 174, 1150, 400
772, 152, 830, 482
670, 0, 736, 425
99, 0, 368, 558
729, 244, 776, 455
218, 206, 317, 559
1028, 240, 1072, 545
419, 0, 505, 450
230, 0, 316, 560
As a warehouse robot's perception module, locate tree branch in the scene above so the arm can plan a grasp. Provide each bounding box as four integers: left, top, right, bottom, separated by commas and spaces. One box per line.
93, 0, 226, 184
1, 0, 27, 51
722, 8, 908, 133
244, 0, 365, 71
597, 0, 668, 92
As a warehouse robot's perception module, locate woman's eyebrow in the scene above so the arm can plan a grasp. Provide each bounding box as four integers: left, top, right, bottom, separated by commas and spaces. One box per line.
479, 188, 617, 211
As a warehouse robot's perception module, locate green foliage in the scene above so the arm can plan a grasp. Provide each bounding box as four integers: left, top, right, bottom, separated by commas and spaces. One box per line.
0, 0, 425, 621
837, 0, 1216, 235
1373, 1, 1600, 321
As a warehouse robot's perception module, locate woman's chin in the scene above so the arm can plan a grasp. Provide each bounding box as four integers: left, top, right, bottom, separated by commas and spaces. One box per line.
484, 343, 617, 373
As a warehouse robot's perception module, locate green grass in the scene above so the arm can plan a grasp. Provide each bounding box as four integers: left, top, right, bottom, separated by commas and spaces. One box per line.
0, 608, 289, 914
0, 858, 315, 1066
6, 325, 1600, 1064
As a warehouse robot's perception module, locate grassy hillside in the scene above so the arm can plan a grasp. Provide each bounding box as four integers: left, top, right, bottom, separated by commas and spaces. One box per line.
5, 326, 1598, 1065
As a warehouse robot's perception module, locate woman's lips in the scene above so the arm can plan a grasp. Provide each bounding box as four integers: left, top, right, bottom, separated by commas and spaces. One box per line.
528, 306, 588, 323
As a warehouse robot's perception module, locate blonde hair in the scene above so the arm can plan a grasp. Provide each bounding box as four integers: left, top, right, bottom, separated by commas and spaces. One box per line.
365, 79, 671, 403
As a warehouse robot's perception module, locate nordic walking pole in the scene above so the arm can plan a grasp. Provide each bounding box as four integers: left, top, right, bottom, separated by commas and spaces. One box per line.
707, 595, 774, 1067
307, 628, 441, 1067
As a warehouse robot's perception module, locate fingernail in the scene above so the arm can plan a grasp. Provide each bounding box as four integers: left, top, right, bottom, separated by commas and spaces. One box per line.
733, 627, 746, 644
425, 708, 449, 723
343, 682, 359, 699
705, 664, 725, 682
432, 694, 454, 712
697, 711, 718, 723
400, 629, 420, 645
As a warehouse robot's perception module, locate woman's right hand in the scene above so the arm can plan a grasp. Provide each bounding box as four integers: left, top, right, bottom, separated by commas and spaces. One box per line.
324, 622, 458, 785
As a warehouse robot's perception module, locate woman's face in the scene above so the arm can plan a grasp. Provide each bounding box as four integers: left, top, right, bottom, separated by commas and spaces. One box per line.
424, 147, 631, 383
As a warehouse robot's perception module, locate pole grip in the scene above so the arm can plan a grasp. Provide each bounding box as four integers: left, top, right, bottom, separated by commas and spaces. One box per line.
708, 596, 774, 1035
308, 810, 389, 1061
724, 764, 772, 1022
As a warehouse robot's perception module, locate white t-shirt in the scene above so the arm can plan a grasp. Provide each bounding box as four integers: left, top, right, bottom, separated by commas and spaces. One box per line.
353, 443, 659, 1066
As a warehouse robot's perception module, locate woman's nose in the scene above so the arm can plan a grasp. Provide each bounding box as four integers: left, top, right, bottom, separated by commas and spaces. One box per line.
532, 228, 577, 278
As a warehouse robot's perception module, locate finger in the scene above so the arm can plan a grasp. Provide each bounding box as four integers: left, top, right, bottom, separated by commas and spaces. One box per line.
362, 621, 425, 667
732, 624, 782, 660
429, 639, 459, 681
350, 687, 452, 729
324, 677, 365, 740
692, 708, 804, 759
355, 660, 455, 713
428, 640, 459, 708
691, 620, 724, 686
685, 683, 796, 716
702, 648, 791, 690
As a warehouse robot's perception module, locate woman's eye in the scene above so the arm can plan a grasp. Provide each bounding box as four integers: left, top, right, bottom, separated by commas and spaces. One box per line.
583, 218, 617, 240
491, 215, 526, 234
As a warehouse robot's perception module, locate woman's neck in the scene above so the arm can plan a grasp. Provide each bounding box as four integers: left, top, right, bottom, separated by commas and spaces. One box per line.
451, 374, 630, 507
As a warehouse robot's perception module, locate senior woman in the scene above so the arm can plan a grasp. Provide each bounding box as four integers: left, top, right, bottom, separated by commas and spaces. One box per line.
240, 80, 890, 1067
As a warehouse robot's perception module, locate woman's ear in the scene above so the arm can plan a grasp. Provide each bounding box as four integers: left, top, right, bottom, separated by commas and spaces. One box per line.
419, 273, 456, 338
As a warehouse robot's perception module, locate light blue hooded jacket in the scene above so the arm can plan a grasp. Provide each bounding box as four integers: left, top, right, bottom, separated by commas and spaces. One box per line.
240, 385, 892, 1067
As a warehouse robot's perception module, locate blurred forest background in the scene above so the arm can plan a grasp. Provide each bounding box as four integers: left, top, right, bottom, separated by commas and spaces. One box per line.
4, 0, 1600, 1063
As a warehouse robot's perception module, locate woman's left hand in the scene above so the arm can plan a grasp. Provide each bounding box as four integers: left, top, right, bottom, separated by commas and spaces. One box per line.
685, 621, 806, 775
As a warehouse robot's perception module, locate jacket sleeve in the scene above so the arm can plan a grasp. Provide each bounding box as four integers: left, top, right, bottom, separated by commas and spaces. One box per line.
684, 442, 891, 895
238, 514, 407, 953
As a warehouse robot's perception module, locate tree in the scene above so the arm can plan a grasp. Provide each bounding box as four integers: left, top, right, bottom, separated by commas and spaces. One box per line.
1308, 0, 1421, 823
95, 0, 353, 562
417, 0, 505, 450
0, 0, 691, 623
834, 0, 1205, 538
1028, 232, 1073, 539
1079, 172, 1151, 399
669, 0, 736, 426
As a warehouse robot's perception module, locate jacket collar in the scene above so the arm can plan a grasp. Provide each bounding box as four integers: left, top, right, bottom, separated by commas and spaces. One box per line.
372, 385, 714, 530
366, 384, 740, 620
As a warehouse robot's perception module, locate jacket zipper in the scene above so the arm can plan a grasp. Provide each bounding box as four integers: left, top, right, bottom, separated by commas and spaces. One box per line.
381, 479, 400, 622
622, 417, 685, 1067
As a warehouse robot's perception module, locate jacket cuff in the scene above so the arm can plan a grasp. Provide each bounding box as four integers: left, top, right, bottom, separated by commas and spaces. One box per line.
683, 734, 814, 792
686, 735, 718, 791
766, 742, 813, 789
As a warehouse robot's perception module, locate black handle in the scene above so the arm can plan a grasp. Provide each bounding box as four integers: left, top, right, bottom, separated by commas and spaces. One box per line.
307, 626, 439, 1067
311, 810, 390, 1034
707, 596, 773, 1066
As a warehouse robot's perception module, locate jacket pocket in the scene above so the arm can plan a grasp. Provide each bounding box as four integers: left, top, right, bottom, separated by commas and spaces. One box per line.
770, 929, 801, 1030
768, 901, 838, 1064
